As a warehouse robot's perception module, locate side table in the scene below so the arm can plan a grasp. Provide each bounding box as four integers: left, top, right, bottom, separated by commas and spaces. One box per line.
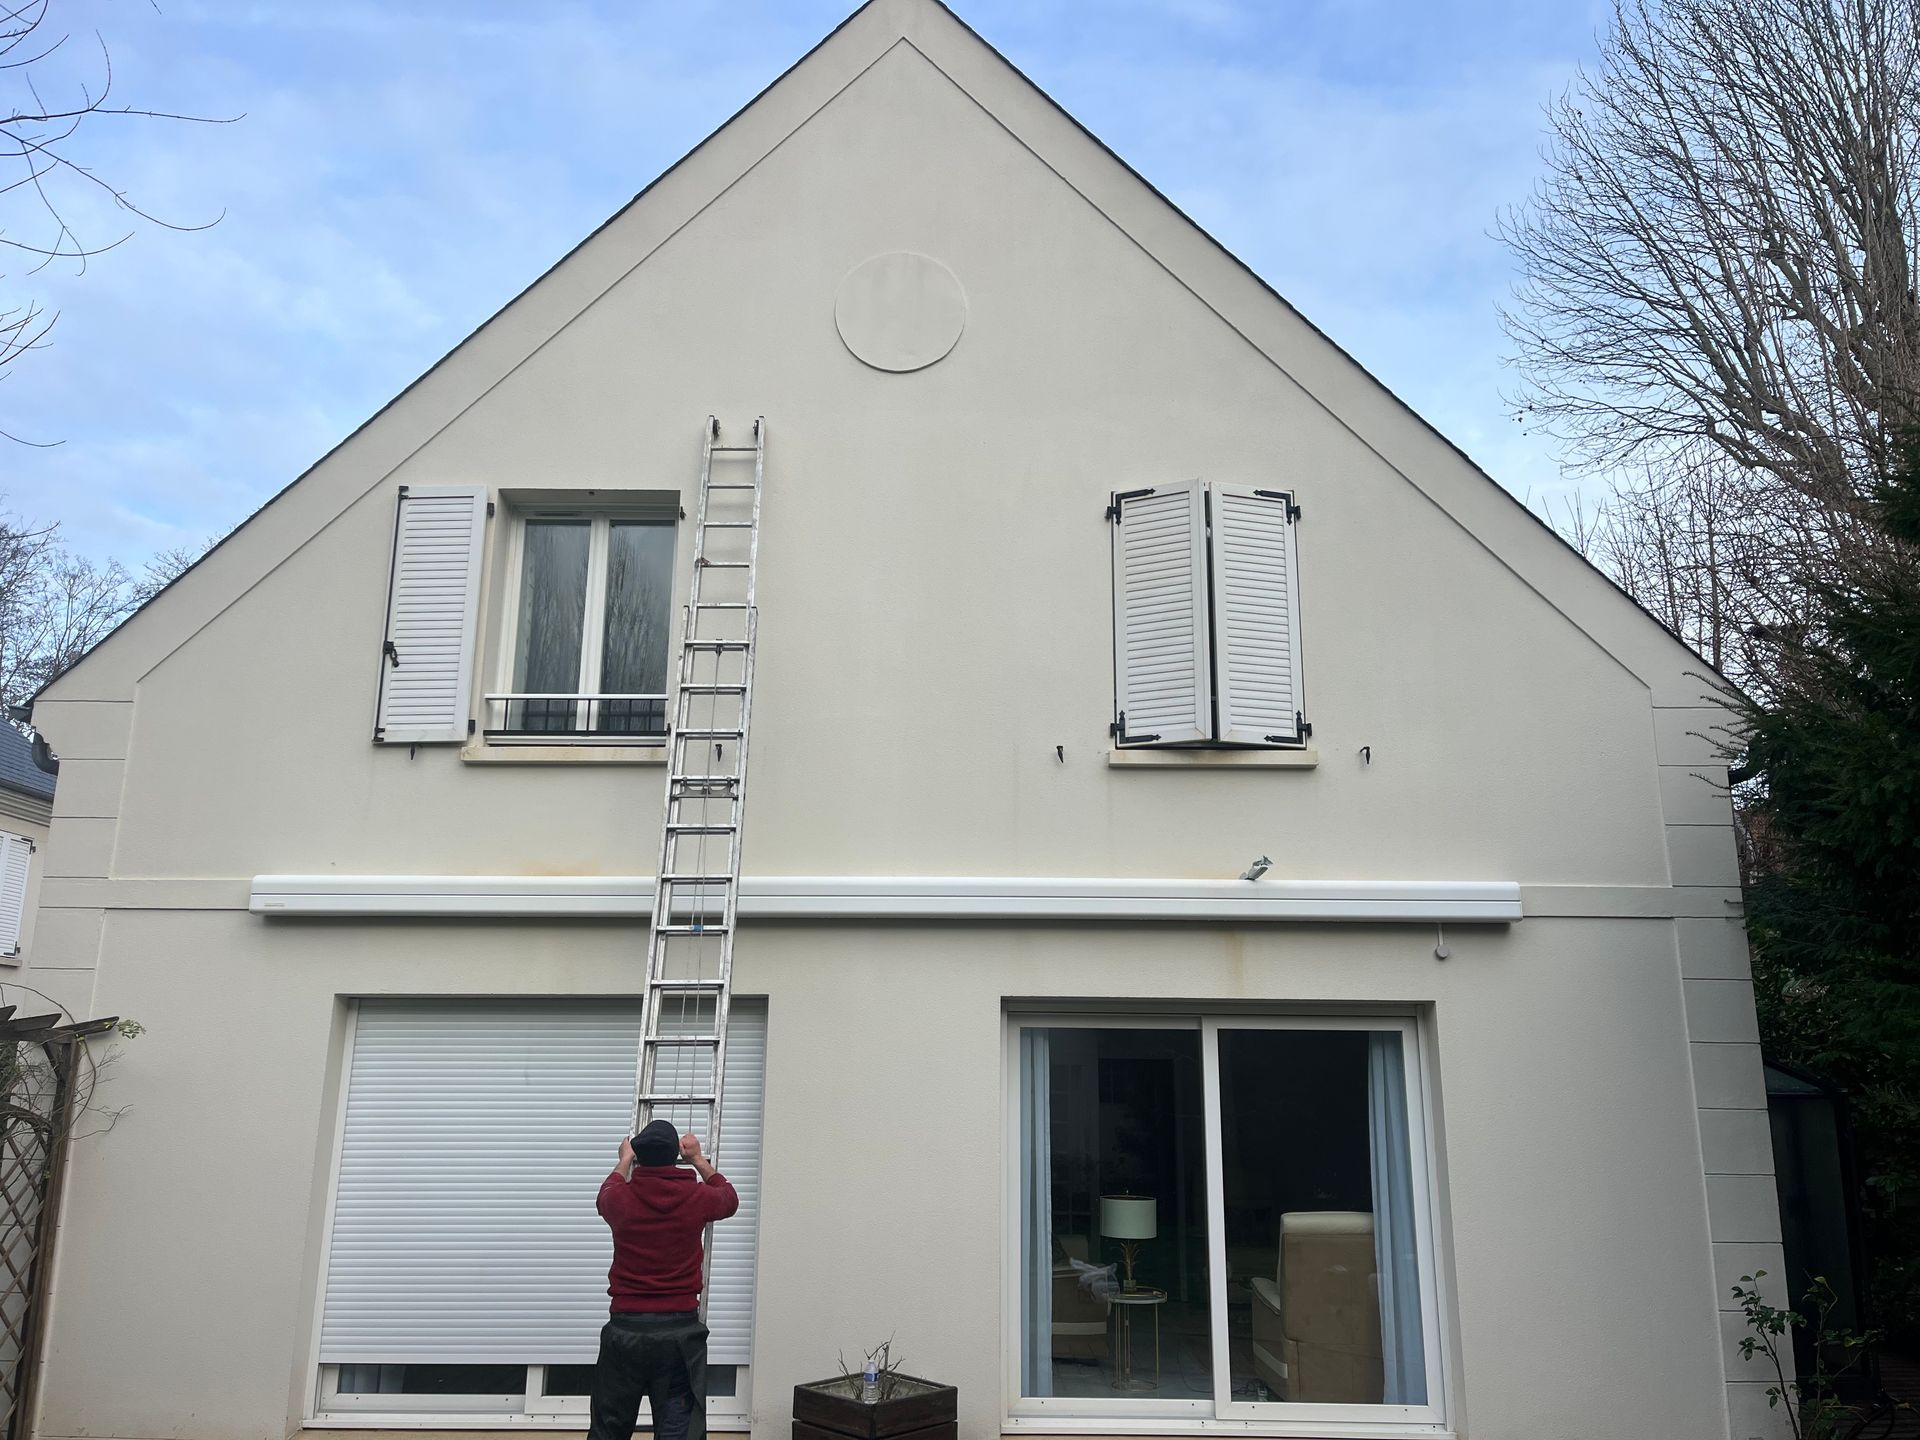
1108, 1286, 1167, 1391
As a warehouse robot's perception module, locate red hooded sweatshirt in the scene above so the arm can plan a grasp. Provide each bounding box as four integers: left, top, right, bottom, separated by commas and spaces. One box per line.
598, 1164, 740, 1314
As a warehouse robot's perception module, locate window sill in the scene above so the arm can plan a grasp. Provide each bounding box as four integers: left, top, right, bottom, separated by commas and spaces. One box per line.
460, 741, 666, 765
1108, 747, 1319, 769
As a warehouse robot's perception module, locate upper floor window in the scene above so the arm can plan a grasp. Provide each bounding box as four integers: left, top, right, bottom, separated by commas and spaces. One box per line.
371, 485, 679, 748
1109, 482, 1306, 748
496, 510, 675, 740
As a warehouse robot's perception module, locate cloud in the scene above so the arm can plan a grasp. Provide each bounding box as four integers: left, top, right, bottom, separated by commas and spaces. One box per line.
1, 0, 1599, 564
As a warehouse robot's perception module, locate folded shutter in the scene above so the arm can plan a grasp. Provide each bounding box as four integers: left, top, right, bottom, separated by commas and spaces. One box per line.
319, 999, 768, 1366
1111, 481, 1211, 745
374, 486, 487, 744
1209, 485, 1305, 745
0, 832, 31, 956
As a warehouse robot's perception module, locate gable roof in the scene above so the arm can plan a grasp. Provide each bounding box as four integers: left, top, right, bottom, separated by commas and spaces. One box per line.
36, 0, 1721, 713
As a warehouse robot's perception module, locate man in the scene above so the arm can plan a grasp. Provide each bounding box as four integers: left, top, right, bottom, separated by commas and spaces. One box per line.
590, 1118, 740, 1440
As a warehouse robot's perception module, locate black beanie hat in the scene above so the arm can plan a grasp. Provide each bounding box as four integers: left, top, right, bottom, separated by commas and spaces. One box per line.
633, 1119, 680, 1167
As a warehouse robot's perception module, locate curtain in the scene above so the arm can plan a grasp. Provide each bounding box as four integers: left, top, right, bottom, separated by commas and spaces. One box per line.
1367, 1031, 1426, 1405
1020, 1028, 1053, 1397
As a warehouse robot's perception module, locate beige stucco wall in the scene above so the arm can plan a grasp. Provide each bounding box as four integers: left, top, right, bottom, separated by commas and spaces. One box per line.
35, 915, 1739, 1440
19, 3, 1772, 1438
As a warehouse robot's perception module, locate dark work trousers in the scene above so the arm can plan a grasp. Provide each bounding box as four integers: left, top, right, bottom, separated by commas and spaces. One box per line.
589, 1311, 710, 1440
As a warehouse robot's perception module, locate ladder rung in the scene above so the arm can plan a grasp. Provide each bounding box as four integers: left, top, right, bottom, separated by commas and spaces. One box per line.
639, 1093, 719, 1104
665, 823, 736, 834
655, 923, 731, 935
670, 781, 738, 794
704, 482, 758, 489
691, 601, 751, 610
678, 684, 747, 694
683, 641, 750, 652
646, 978, 728, 991
660, 872, 736, 884
697, 560, 751, 569
647, 1035, 721, 1047
702, 521, 754, 528
709, 445, 759, 453
676, 728, 744, 739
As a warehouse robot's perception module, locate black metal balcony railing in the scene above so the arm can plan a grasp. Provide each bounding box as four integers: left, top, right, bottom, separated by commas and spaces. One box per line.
483, 693, 668, 740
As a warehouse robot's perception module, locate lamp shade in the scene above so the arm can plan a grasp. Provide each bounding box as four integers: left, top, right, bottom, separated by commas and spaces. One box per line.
1099, 1194, 1157, 1240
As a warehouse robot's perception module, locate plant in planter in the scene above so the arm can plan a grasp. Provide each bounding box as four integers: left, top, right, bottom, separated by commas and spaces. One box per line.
793, 1341, 956, 1440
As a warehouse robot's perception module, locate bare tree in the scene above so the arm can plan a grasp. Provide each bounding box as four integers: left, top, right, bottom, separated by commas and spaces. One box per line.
1, 0, 227, 433
1501, 0, 1920, 689
0, 512, 208, 710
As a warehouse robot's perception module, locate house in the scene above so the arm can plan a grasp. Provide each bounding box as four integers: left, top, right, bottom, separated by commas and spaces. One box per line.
0, 723, 55, 968
14, 3, 1782, 1439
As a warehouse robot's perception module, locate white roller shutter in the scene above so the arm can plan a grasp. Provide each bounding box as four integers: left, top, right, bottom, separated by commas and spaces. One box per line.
1111, 481, 1211, 745
319, 999, 767, 1366
0, 832, 31, 956
706, 1004, 766, 1365
1210, 485, 1305, 745
374, 486, 487, 744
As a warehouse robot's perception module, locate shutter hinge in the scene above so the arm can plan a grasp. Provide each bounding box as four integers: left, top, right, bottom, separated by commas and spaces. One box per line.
1112, 711, 1163, 746
468, 717, 477, 736
1108, 487, 1156, 522
486, 500, 495, 518
397, 484, 410, 497
383, 640, 400, 668
1265, 714, 1311, 744
1256, 489, 1300, 521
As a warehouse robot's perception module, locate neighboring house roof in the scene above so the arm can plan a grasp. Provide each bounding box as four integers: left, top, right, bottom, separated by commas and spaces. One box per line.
34, 0, 1722, 711
0, 725, 54, 803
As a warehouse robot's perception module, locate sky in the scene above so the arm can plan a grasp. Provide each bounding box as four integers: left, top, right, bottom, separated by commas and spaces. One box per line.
4, 0, 1613, 566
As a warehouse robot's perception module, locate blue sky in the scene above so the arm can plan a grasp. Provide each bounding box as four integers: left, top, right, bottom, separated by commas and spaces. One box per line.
6, 0, 1610, 565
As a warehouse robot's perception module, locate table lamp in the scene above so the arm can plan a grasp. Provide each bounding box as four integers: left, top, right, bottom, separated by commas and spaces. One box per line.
1100, 1194, 1156, 1292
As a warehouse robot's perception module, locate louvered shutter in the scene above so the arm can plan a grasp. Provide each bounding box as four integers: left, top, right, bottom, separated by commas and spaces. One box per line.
374, 486, 487, 743
319, 999, 767, 1366
0, 832, 31, 956
1209, 485, 1305, 745
1111, 482, 1211, 745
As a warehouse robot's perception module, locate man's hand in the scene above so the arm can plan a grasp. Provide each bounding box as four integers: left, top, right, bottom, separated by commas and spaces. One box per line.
680, 1130, 718, 1181
617, 1135, 636, 1181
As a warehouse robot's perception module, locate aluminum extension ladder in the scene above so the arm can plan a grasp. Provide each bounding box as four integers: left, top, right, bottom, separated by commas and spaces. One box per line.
632, 415, 765, 1166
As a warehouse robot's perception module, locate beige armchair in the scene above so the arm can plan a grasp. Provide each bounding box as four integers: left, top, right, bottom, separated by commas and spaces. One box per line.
1051, 1234, 1112, 1363
1248, 1211, 1382, 1403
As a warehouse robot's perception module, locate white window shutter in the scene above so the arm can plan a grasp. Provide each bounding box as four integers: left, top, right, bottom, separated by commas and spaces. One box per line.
1111, 481, 1212, 745
0, 832, 30, 956
374, 486, 487, 744
1209, 485, 1306, 745
319, 999, 768, 1367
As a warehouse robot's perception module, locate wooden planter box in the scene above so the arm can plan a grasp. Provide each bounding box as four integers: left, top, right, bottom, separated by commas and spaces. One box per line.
792, 1374, 957, 1440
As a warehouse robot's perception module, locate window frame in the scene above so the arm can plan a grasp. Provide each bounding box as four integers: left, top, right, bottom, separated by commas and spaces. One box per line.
304, 998, 761, 1431
1002, 1010, 1451, 1437
489, 501, 679, 745
311, 1361, 751, 1427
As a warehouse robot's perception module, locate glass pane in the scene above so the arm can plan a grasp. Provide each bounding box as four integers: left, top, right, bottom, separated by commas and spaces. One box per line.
512, 519, 591, 701
336, 1363, 526, 1396
543, 1363, 737, 1398
1218, 1028, 1426, 1406
1020, 1027, 1209, 1400
599, 519, 674, 699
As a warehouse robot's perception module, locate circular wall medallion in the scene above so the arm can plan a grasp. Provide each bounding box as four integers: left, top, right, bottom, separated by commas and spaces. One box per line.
834, 252, 967, 373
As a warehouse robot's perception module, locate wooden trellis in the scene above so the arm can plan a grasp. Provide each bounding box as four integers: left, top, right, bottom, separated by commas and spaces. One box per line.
0, 1008, 118, 1440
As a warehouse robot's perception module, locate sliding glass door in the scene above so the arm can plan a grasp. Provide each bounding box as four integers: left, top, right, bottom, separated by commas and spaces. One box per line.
1013, 1014, 1443, 1431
